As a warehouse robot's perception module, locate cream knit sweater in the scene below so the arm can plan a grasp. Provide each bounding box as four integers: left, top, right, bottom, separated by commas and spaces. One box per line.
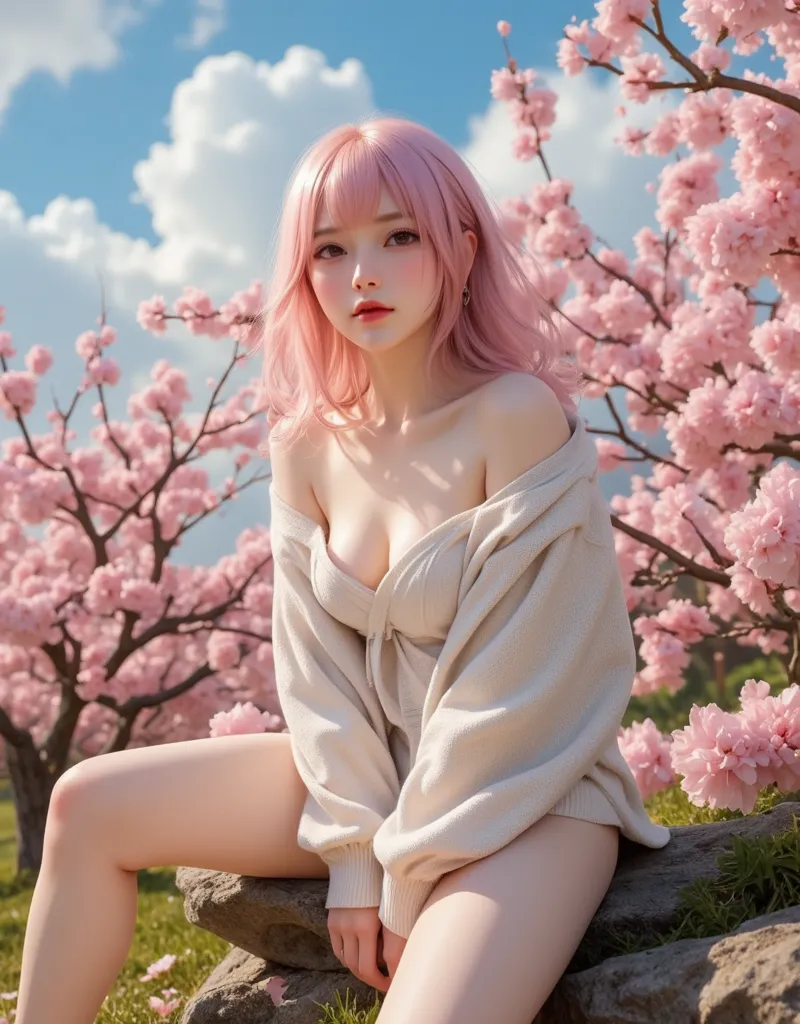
269, 411, 671, 939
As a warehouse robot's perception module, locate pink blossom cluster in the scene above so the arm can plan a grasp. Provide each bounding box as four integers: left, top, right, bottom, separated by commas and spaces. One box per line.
620, 679, 800, 813
209, 699, 286, 737
618, 717, 676, 800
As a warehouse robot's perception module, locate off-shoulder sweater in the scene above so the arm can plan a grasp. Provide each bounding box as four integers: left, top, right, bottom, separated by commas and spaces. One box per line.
268, 410, 671, 939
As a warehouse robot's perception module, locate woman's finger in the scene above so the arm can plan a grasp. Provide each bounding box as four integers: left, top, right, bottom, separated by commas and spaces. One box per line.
381, 929, 407, 983
328, 928, 345, 963
341, 930, 359, 975
328, 914, 389, 992
357, 925, 389, 992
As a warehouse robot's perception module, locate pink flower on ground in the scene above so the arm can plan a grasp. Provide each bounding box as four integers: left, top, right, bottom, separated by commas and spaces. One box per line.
148, 991, 182, 1017
265, 975, 288, 1006
140, 953, 178, 982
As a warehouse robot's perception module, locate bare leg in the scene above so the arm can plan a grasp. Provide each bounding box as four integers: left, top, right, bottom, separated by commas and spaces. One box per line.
376, 814, 619, 1024
15, 733, 327, 1024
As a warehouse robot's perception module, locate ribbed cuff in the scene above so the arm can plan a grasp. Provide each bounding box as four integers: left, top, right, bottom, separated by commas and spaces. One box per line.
378, 873, 438, 939
323, 843, 384, 909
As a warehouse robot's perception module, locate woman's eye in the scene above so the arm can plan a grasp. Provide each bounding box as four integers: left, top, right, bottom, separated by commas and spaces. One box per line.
314, 245, 339, 259
388, 230, 418, 246
314, 229, 419, 260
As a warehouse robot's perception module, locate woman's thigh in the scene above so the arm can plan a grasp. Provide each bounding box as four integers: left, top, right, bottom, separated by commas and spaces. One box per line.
47, 733, 329, 880
377, 814, 619, 1024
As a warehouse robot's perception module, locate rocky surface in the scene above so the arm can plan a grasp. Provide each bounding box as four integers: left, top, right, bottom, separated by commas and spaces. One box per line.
175, 800, 800, 1023
538, 905, 800, 1024
178, 945, 378, 1024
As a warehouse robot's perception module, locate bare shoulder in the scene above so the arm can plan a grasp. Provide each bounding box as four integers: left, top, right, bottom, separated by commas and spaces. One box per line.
267, 420, 328, 531
477, 373, 572, 500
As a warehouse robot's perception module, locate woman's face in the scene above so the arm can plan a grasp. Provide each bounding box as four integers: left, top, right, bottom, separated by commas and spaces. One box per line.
307, 184, 440, 355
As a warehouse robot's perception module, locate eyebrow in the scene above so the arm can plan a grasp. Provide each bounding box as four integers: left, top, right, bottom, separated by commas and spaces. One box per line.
313, 211, 407, 239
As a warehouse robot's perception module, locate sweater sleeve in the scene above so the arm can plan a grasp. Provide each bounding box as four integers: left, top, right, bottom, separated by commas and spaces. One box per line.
371, 523, 637, 938
271, 549, 402, 910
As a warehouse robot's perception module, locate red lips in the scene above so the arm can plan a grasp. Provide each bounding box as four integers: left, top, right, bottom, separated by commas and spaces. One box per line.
353, 301, 392, 316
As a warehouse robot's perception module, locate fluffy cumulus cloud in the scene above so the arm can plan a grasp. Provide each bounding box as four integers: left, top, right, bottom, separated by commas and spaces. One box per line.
0, 40, 669, 559
0, 0, 161, 127
0, 0, 230, 124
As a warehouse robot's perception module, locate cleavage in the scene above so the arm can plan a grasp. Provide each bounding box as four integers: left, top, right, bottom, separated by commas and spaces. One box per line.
324, 515, 436, 593
317, 394, 488, 592
323, 478, 487, 594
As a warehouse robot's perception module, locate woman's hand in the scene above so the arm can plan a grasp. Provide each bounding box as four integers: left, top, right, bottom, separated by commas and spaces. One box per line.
327, 907, 390, 992
378, 924, 408, 987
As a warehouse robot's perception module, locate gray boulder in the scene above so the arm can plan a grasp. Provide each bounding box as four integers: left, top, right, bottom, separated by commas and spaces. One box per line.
178, 945, 378, 1024
539, 904, 800, 1024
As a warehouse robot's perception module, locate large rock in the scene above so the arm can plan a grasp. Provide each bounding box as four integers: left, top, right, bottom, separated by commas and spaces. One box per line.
538, 905, 800, 1024
176, 871, 334, 971
175, 800, 800, 1022
179, 945, 378, 1024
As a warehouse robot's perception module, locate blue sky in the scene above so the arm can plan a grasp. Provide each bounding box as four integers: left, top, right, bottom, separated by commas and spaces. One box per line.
0, 1, 776, 563
2, 0, 735, 246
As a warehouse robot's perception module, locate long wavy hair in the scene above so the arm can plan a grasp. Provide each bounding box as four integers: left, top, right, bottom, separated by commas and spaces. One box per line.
255, 116, 584, 452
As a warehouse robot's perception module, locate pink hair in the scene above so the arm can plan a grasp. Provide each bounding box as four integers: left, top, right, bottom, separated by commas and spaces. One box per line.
255, 116, 584, 452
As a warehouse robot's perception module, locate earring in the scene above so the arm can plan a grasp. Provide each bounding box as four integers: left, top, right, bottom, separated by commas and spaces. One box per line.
462, 284, 470, 307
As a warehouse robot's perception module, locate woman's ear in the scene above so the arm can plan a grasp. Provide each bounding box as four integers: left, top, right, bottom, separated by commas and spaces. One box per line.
463, 227, 478, 273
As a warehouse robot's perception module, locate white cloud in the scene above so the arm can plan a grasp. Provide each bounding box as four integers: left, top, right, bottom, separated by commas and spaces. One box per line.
176, 0, 228, 50
0, 0, 162, 127
0, 44, 677, 559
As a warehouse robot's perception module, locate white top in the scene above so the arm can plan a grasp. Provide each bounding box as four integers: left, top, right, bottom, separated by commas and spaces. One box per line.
269, 410, 671, 938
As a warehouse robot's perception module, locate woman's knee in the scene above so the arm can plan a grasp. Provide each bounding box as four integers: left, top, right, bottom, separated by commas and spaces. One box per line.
43, 734, 329, 879
48, 756, 110, 827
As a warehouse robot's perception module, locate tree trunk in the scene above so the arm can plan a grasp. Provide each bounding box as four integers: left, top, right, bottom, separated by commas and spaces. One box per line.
5, 737, 58, 875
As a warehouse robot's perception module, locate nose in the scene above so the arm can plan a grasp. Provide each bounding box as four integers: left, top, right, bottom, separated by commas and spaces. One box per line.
352, 263, 380, 291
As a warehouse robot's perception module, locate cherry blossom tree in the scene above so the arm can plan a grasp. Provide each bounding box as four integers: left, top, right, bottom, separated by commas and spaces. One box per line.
0, 284, 284, 872
489, 2, 799, 815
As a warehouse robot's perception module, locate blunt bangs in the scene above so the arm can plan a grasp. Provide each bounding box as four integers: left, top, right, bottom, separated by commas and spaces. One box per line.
310, 137, 424, 250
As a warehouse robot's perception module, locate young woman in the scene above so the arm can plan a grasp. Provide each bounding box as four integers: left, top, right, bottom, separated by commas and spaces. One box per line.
16, 117, 670, 1024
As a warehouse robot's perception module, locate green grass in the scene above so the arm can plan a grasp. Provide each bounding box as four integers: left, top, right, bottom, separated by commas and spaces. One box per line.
1, 779, 799, 1023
